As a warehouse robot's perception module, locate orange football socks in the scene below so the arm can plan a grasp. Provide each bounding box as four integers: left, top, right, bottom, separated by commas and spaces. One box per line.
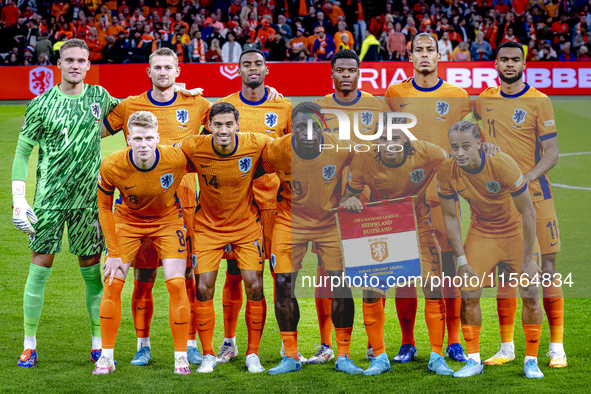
131, 280, 154, 339
222, 272, 243, 340
363, 300, 385, 356
335, 326, 353, 358
185, 278, 197, 341
543, 279, 564, 344
166, 277, 190, 352
425, 298, 446, 355
280, 331, 299, 361
196, 299, 216, 356
523, 324, 542, 357
100, 277, 125, 350
245, 298, 267, 356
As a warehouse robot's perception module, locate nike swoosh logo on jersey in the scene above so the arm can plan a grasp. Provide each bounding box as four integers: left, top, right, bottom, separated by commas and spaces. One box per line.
93, 243, 101, 248
550, 242, 558, 247
458, 188, 467, 193
125, 185, 136, 189
375, 180, 386, 185
284, 172, 292, 175
200, 165, 211, 168
487, 108, 495, 112
400, 103, 411, 108
178, 249, 185, 253
325, 117, 336, 122
56, 115, 67, 122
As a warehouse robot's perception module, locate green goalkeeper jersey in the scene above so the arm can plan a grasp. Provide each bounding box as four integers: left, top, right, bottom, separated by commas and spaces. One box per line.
19, 83, 119, 210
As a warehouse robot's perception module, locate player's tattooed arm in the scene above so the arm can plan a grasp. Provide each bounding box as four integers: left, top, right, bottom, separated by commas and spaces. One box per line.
523, 137, 558, 185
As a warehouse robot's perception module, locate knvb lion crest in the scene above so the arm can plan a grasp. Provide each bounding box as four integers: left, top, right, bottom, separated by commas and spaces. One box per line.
435, 100, 450, 116
90, 103, 101, 119
512, 108, 527, 125
264, 112, 278, 128
29, 66, 54, 96
322, 164, 336, 181
370, 241, 388, 263
160, 173, 174, 189
410, 169, 425, 184
486, 181, 501, 194
360, 110, 374, 127
176, 108, 189, 124
239, 157, 252, 173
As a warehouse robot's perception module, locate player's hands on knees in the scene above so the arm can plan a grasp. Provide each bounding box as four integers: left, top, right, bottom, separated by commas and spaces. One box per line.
341, 196, 363, 213
519, 258, 542, 285
482, 142, 501, 157
103, 257, 126, 286
173, 83, 204, 96
265, 85, 284, 101
12, 181, 37, 235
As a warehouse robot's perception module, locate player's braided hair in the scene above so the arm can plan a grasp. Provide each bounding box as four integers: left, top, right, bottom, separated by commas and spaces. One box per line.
59, 38, 89, 57
381, 112, 416, 156
448, 120, 481, 142
128, 111, 159, 131
331, 49, 359, 68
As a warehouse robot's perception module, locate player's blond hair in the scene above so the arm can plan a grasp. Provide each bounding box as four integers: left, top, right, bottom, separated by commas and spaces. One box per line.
59, 38, 89, 57
127, 111, 159, 131
448, 120, 480, 141
149, 47, 179, 67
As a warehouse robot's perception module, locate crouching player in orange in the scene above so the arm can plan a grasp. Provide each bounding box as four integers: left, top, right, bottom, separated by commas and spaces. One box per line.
340, 115, 454, 376
178, 102, 271, 374
263, 102, 362, 375
437, 121, 545, 379
93, 111, 194, 375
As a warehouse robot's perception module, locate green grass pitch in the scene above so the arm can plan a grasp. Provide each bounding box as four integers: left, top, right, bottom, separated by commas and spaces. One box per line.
0, 99, 590, 392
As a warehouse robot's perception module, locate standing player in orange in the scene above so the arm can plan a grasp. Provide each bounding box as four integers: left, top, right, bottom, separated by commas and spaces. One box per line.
471, 41, 565, 368
437, 121, 545, 379
102, 47, 211, 367
339, 118, 455, 376
179, 102, 271, 374
263, 102, 363, 375
205, 49, 293, 364
94, 111, 194, 375
384, 33, 472, 363
309, 49, 390, 365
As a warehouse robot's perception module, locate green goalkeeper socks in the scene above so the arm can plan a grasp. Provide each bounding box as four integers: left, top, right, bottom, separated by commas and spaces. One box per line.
23, 264, 52, 337
80, 264, 103, 338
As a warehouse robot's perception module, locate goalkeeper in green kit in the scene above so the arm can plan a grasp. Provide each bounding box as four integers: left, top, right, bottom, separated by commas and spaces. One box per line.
11, 39, 119, 368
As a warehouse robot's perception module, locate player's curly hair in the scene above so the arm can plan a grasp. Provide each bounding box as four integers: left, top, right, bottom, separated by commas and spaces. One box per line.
59, 38, 89, 57
448, 120, 480, 141
331, 49, 359, 68
128, 111, 159, 131
381, 112, 416, 156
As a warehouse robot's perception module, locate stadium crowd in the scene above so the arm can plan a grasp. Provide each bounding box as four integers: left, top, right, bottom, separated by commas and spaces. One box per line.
1, 0, 590, 65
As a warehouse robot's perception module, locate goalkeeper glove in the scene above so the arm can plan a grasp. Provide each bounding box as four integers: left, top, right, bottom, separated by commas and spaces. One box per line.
12, 180, 37, 235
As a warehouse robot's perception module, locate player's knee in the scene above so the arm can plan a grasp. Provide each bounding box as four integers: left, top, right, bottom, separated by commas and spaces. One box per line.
521, 296, 542, 311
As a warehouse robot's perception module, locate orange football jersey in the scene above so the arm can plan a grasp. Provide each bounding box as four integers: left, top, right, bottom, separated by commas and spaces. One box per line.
262, 133, 355, 230
98, 145, 193, 256
206, 90, 292, 211
384, 78, 472, 151
348, 140, 449, 224
104, 90, 211, 208
314, 90, 391, 144
472, 84, 557, 202
437, 151, 528, 238
180, 132, 271, 234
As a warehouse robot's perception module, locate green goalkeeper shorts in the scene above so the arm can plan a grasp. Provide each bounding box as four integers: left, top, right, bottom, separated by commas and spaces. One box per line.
29, 208, 105, 257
